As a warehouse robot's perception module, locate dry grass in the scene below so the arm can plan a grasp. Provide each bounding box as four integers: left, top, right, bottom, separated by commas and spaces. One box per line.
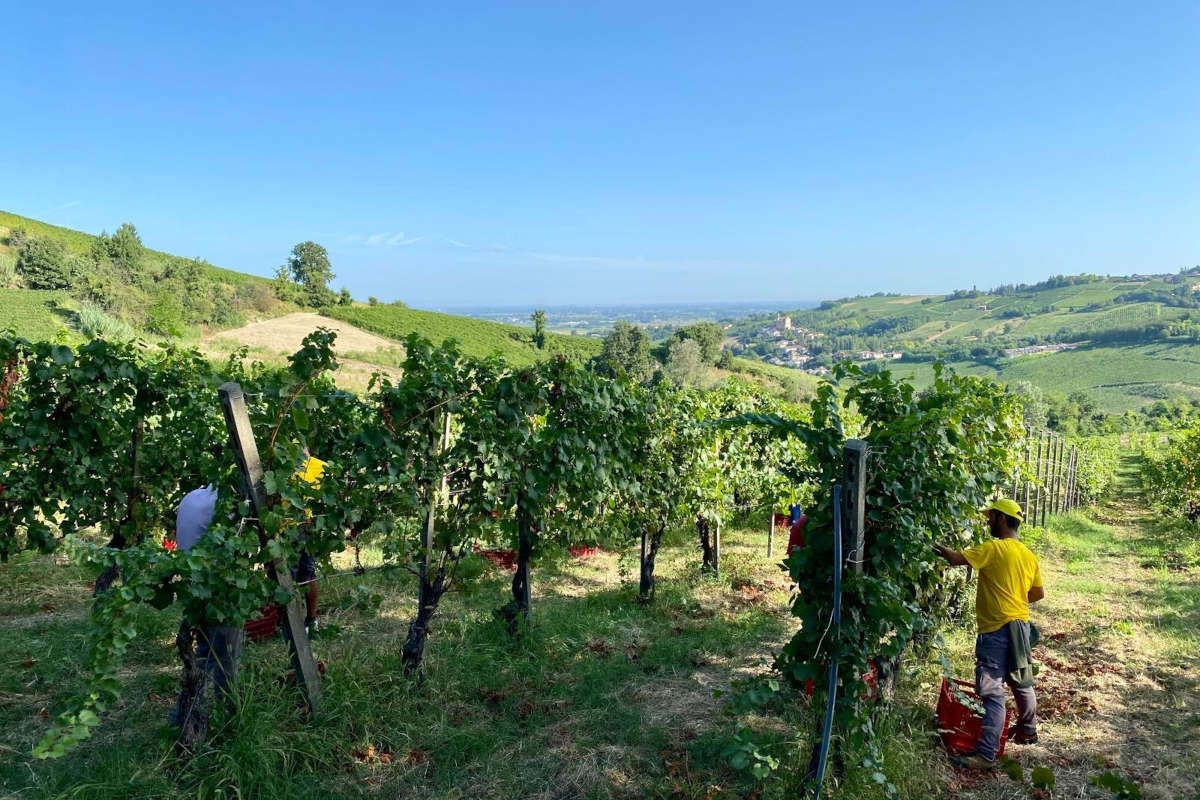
210, 312, 399, 355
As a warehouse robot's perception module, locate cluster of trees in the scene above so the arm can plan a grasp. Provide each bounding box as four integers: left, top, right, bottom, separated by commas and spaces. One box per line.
990, 274, 1100, 295
1007, 381, 1200, 436
271, 241, 346, 308
596, 320, 729, 387
6, 223, 277, 335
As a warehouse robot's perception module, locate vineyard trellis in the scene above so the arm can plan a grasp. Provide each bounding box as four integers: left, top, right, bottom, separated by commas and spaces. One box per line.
1011, 427, 1085, 526
0, 332, 1104, 790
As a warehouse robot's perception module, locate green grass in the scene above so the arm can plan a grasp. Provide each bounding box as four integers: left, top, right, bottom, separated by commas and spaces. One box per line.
5, 459, 1197, 798
324, 303, 603, 366
890, 341, 1200, 413
0, 289, 77, 341
0, 519, 951, 800
728, 357, 824, 401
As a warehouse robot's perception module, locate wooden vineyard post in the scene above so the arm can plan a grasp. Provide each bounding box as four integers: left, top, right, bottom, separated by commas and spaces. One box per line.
768, 511, 775, 559
1010, 460, 1020, 508
1070, 443, 1080, 513
843, 439, 868, 573
1051, 434, 1060, 515
1032, 431, 1045, 526
1051, 436, 1064, 515
1059, 437, 1068, 513
713, 519, 721, 577
1040, 433, 1052, 528
1021, 429, 1032, 520
217, 382, 323, 712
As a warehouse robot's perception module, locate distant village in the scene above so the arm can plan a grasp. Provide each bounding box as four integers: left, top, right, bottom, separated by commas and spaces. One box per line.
731, 315, 1080, 375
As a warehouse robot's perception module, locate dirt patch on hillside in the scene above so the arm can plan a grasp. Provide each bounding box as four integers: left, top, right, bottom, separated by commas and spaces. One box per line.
926, 321, 967, 343
888, 295, 936, 304
211, 312, 400, 355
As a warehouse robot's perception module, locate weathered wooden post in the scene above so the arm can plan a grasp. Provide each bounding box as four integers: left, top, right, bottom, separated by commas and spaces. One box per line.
768, 510, 775, 559
843, 439, 868, 573
713, 519, 721, 577
1047, 436, 1058, 516
1021, 429, 1032, 520
217, 382, 323, 711
1036, 433, 1047, 527
1030, 432, 1042, 526
1070, 443, 1080, 513
1051, 437, 1064, 515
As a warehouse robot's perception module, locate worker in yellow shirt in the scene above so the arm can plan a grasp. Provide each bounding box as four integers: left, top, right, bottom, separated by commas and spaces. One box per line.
934, 498, 1044, 769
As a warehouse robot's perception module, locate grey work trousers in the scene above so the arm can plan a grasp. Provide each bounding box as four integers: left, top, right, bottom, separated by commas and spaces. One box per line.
975, 625, 1037, 760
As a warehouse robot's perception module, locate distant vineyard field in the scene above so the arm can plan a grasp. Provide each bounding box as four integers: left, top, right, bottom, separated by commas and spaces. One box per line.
0, 289, 75, 341
324, 303, 602, 366
894, 341, 1200, 413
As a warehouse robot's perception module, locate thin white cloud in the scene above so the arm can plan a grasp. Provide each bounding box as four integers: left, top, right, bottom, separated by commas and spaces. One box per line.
387, 233, 423, 246
339, 230, 658, 267
56, 200, 81, 210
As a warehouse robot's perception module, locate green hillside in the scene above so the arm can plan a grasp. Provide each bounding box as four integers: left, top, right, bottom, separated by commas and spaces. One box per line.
323, 303, 602, 366
0, 210, 284, 339
730, 272, 1200, 414
0, 211, 270, 289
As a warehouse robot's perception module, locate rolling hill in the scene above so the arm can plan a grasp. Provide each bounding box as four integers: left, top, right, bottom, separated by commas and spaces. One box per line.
323, 303, 602, 367
0, 210, 818, 399
729, 272, 1200, 413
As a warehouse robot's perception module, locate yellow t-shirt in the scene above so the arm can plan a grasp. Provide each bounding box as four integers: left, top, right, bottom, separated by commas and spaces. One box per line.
963, 537, 1043, 634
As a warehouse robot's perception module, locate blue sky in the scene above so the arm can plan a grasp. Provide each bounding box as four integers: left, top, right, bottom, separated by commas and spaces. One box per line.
2, 1, 1197, 307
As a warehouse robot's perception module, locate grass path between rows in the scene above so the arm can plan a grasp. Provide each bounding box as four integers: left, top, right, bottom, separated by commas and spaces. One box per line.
945, 454, 1199, 800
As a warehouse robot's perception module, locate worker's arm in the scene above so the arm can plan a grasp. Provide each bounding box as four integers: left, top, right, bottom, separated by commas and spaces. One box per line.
932, 544, 970, 567
1027, 585, 1045, 604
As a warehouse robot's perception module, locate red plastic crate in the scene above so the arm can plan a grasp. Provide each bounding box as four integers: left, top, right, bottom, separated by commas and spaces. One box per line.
243, 605, 280, 642
936, 678, 1010, 757
475, 547, 518, 569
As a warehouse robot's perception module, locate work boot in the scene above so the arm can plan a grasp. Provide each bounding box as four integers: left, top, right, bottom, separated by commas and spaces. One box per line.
950, 751, 997, 770
1007, 726, 1038, 744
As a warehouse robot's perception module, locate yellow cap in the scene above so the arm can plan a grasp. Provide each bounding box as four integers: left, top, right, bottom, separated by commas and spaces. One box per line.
296, 456, 326, 487
984, 498, 1023, 523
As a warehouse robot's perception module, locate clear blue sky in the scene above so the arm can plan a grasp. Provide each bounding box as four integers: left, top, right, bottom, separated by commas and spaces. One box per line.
3, 1, 1197, 307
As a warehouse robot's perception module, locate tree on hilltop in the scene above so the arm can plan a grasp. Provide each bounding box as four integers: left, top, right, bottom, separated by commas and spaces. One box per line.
283, 241, 336, 307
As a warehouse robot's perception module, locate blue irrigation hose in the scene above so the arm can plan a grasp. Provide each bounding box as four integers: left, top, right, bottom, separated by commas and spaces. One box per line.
812, 485, 843, 798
